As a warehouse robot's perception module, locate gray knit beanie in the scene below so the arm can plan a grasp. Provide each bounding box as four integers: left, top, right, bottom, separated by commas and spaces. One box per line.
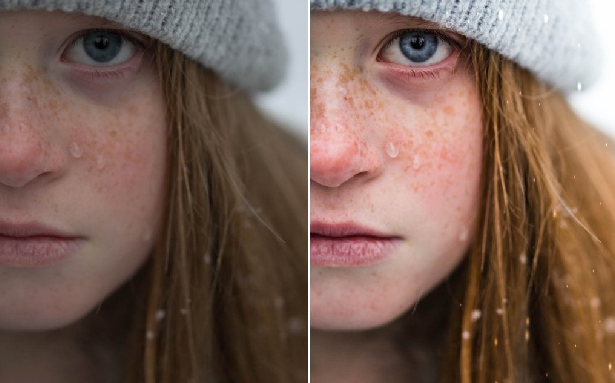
0, 0, 287, 92
311, 0, 601, 92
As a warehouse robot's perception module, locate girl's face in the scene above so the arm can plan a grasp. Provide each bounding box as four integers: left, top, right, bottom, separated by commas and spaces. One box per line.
311, 11, 483, 330
0, 11, 166, 330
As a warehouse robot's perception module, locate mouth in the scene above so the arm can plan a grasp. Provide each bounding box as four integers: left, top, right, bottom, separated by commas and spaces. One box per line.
0, 221, 83, 267
310, 222, 401, 267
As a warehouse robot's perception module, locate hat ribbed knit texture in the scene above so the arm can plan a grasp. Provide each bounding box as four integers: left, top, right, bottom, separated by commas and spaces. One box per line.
1, 0, 287, 92
311, 0, 601, 92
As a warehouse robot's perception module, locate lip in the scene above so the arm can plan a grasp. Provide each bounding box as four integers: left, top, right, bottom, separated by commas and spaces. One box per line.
311, 222, 401, 267
0, 221, 83, 267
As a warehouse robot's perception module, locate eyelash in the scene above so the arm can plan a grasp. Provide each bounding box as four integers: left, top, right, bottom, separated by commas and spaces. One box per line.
65, 28, 148, 80
377, 29, 463, 79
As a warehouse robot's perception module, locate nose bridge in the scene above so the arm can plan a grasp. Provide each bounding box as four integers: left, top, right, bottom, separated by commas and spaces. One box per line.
310, 69, 382, 188
0, 67, 40, 114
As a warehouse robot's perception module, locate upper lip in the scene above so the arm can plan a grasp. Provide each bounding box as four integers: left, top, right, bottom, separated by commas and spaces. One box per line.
0, 221, 78, 238
310, 221, 399, 238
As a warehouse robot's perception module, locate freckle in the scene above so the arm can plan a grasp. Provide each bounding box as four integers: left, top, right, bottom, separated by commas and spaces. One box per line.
310, 87, 318, 100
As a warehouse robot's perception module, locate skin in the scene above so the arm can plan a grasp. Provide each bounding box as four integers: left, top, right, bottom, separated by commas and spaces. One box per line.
311, 11, 483, 382
0, 10, 166, 381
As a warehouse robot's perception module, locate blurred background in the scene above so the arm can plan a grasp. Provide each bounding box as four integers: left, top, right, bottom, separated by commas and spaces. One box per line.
569, 0, 615, 137
256, 1, 308, 139
257, 0, 614, 139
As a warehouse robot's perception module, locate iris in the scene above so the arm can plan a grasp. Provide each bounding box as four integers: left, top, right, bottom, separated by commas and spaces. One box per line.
83, 31, 123, 63
399, 32, 438, 63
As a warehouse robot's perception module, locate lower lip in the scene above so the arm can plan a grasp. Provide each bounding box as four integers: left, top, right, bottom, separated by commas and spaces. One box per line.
0, 235, 82, 267
310, 235, 401, 267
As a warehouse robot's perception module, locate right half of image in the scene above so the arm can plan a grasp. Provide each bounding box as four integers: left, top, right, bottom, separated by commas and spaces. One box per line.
310, 1, 615, 382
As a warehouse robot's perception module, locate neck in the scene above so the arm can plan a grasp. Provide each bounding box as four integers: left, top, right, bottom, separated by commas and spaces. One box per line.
311, 279, 456, 383
0, 287, 133, 383
0, 323, 97, 383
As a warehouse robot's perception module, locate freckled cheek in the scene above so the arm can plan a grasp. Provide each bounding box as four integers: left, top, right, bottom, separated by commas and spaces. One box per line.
68, 108, 167, 203
394, 119, 483, 209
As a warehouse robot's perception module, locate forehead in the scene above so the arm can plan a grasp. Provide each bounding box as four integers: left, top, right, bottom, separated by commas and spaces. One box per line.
0, 10, 125, 31
0, 10, 135, 57
311, 10, 444, 30
311, 10, 466, 52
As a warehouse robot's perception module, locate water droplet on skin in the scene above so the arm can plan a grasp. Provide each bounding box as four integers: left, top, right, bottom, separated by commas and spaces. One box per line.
146, 331, 155, 340
385, 142, 399, 158
544, 14, 549, 23
519, 253, 527, 264
496, 308, 504, 315
577, 82, 583, 92
498, 9, 504, 20
155, 309, 166, 321
96, 154, 105, 170
412, 154, 421, 170
462, 331, 470, 340
458, 228, 469, 242
471, 309, 482, 321
69, 142, 82, 158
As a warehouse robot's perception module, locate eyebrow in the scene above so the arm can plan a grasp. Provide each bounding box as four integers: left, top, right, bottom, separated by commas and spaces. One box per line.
377, 13, 446, 30
56, 12, 125, 29
371, 12, 467, 45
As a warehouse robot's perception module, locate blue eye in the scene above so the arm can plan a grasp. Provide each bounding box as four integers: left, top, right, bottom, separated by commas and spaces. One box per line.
65, 30, 137, 67
83, 31, 122, 63
380, 30, 454, 68
399, 32, 438, 63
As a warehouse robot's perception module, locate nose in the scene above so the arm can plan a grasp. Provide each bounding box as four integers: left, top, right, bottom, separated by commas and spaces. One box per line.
0, 76, 66, 188
311, 121, 382, 188
310, 68, 383, 188
0, 121, 65, 188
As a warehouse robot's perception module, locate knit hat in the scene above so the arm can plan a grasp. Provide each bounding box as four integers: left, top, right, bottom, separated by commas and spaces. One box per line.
311, 0, 601, 92
1, 0, 287, 92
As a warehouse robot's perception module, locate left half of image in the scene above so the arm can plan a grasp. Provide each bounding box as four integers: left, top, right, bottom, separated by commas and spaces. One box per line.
0, 1, 307, 383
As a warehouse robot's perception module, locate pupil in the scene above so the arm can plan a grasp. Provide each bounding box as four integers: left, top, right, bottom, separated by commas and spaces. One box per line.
94, 36, 109, 50
410, 36, 426, 50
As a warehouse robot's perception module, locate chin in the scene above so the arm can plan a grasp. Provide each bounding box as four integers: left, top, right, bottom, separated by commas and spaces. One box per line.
311, 294, 414, 331
0, 289, 103, 332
